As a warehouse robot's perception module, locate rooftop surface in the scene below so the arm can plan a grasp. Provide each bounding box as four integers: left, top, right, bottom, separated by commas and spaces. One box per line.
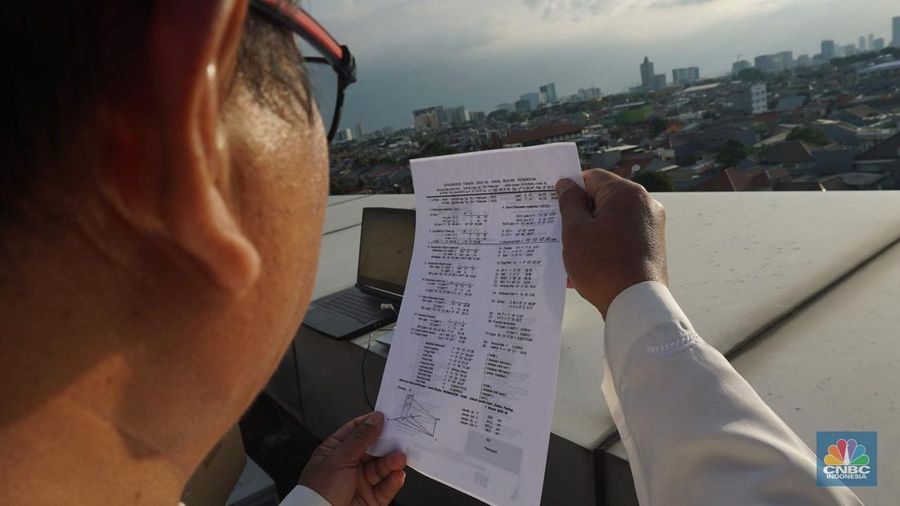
303, 191, 899, 502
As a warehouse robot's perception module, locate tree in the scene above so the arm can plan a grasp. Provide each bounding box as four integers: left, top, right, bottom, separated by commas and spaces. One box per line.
736, 68, 767, 82
716, 140, 748, 168
633, 171, 674, 192
787, 127, 830, 146
649, 116, 668, 136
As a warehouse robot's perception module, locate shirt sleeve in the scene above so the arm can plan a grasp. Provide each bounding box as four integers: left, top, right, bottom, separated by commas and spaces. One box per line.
601, 281, 862, 505
279, 486, 331, 506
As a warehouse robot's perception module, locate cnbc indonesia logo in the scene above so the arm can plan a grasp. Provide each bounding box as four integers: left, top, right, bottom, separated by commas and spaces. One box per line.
817, 432, 877, 487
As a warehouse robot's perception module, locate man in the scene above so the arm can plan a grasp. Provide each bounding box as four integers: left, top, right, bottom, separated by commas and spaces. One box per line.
0, 2, 861, 506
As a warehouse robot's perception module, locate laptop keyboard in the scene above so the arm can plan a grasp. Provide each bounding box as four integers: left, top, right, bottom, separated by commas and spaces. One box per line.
314, 289, 390, 323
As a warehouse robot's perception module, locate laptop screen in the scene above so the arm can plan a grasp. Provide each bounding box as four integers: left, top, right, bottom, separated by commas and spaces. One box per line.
357, 207, 416, 298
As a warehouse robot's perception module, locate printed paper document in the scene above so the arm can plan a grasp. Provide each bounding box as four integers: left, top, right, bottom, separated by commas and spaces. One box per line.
370, 143, 583, 506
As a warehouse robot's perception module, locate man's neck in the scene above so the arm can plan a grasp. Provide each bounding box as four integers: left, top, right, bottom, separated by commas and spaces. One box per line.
1, 383, 186, 505
0, 216, 197, 505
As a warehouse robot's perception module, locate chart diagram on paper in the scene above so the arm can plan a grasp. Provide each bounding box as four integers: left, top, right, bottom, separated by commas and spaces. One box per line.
370, 143, 583, 506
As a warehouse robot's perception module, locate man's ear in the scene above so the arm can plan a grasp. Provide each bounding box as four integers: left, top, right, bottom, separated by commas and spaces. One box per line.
106, 0, 259, 292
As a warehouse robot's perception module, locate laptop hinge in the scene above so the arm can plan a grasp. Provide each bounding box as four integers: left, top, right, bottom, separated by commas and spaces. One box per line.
358, 284, 402, 302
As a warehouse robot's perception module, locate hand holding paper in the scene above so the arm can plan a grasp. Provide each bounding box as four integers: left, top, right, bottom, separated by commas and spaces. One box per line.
370, 143, 583, 506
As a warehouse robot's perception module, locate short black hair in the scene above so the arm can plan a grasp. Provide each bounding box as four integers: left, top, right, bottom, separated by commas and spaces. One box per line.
0, 2, 307, 233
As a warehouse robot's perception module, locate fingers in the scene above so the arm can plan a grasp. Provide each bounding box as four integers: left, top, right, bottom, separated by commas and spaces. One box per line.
364, 451, 407, 486
583, 168, 627, 197
372, 470, 406, 505
555, 178, 590, 231
329, 413, 372, 442
332, 411, 384, 463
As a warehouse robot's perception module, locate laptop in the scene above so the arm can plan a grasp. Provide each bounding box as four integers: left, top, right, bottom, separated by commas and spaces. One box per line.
302, 207, 415, 340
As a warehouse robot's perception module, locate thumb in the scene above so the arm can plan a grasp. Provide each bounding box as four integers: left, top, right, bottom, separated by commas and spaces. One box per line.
334, 411, 384, 462
556, 178, 590, 226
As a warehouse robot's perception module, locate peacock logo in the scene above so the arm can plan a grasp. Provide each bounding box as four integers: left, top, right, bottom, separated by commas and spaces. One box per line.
817, 431, 877, 487
823, 438, 869, 466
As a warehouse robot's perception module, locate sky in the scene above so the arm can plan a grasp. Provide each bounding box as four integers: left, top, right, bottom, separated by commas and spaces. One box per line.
304, 0, 898, 131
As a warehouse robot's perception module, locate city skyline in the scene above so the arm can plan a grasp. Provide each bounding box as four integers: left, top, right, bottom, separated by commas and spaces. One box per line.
307, 0, 897, 131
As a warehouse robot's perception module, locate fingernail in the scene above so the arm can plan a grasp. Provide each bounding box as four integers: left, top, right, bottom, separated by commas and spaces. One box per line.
556, 179, 575, 195
366, 411, 384, 426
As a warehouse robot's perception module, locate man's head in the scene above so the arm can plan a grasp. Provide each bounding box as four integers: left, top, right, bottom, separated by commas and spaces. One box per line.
1, 0, 331, 494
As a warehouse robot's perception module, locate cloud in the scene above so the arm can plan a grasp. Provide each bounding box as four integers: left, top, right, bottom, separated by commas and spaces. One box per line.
520, 0, 616, 20
305, 0, 896, 130
649, 0, 717, 7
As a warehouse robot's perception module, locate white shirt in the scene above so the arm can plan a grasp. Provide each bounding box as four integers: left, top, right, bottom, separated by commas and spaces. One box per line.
602, 282, 861, 505
281, 282, 862, 505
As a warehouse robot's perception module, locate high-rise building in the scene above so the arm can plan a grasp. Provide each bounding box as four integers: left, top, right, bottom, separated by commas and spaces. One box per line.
868, 33, 875, 50
640, 57, 654, 90
732, 60, 752, 74
893, 16, 900, 47
821, 40, 835, 60
651, 74, 667, 90
514, 99, 531, 113
413, 106, 443, 129
576, 87, 602, 101
350, 123, 364, 141
873, 37, 886, 50
443, 106, 468, 126
774, 51, 793, 70
334, 128, 354, 143
539, 83, 558, 103
859, 36, 867, 51
519, 92, 541, 110
672, 66, 700, 85
754, 54, 778, 73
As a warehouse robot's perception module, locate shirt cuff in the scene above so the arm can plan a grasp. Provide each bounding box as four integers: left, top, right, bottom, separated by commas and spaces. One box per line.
280, 485, 331, 506
603, 281, 696, 384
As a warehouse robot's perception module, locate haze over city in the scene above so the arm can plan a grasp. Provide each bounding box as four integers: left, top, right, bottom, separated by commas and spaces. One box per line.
307, 0, 897, 130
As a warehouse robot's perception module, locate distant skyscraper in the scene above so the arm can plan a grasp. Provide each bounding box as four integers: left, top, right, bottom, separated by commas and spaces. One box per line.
732, 60, 752, 74
873, 37, 886, 50
539, 83, 558, 103
893, 16, 900, 47
443, 106, 468, 126
576, 87, 602, 101
774, 51, 793, 70
351, 123, 364, 140
754, 54, 778, 73
519, 92, 541, 110
821, 40, 835, 60
672, 66, 700, 85
514, 99, 531, 113
334, 128, 354, 143
651, 74, 667, 90
413, 106, 443, 129
640, 57, 654, 90
859, 36, 866, 51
